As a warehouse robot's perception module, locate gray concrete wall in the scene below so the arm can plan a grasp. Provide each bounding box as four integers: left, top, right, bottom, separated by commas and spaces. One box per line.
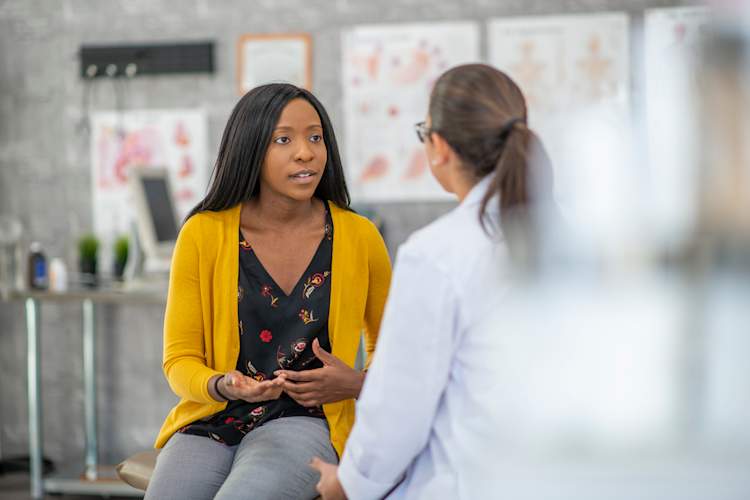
0, 0, 695, 468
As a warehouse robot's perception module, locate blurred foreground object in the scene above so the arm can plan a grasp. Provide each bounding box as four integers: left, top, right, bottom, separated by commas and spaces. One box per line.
467, 6, 750, 499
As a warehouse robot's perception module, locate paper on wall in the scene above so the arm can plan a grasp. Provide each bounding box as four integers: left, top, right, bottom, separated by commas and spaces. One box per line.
644, 6, 710, 246
488, 13, 632, 249
90, 109, 208, 246
342, 22, 480, 201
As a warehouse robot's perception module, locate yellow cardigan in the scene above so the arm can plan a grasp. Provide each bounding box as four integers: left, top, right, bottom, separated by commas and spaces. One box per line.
154, 202, 391, 456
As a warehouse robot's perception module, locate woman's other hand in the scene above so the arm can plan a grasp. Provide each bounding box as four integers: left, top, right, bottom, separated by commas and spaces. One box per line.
218, 370, 286, 403
310, 457, 346, 500
274, 338, 365, 407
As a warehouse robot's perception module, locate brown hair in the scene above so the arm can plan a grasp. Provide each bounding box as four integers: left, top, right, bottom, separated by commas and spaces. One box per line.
428, 64, 554, 239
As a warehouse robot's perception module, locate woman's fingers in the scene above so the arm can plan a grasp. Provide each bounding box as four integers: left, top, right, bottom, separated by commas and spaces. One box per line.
274, 370, 326, 404
285, 390, 321, 407
274, 369, 322, 382
239, 378, 286, 402
224, 372, 288, 402
257, 380, 282, 395
230, 372, 255, 387
282, 380, 319, 395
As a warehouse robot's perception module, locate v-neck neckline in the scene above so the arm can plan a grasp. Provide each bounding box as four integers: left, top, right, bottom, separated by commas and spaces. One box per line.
241, 233, 327, 299
239, 202, 331, 299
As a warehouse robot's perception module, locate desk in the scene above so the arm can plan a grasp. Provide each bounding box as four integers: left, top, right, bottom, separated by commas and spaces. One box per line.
3, 287, 166, 499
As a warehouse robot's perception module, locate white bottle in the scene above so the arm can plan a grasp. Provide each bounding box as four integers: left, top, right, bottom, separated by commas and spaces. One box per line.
49, 257, 68, 292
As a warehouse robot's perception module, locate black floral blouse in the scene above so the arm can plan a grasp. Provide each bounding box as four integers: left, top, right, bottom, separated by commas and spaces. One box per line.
178, 204, 333, 445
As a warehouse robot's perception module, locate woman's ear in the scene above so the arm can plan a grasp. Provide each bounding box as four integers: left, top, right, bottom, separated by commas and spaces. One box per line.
429, 132, 452, 167
426, 131, 458, 194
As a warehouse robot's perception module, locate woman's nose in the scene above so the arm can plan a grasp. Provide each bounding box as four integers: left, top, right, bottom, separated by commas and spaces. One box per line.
295, 141, 314, 162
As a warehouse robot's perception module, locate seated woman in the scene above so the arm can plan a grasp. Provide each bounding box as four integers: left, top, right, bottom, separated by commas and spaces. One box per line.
146, 83, 391, 500
312, 64, 556, 499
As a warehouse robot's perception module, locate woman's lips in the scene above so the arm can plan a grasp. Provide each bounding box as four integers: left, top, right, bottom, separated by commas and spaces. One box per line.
289, 170, 317, 184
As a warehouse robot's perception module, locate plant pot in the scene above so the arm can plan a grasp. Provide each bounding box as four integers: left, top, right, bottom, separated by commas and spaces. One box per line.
80, 257, 98, 288
113, 259, 127, 281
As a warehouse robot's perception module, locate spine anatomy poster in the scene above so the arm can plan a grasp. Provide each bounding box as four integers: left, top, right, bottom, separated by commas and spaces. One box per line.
342, 22, 480, 201
487, 13, 630, 203
90, 109, 208, 245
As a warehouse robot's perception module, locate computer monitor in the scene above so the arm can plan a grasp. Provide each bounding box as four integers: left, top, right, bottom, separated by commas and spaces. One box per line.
128, 166, 179, 273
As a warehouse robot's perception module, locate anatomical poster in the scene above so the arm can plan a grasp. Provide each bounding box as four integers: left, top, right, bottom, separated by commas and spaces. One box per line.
342, 22, 480, 201
90, 109, 208, 244
487, 13, 630, 210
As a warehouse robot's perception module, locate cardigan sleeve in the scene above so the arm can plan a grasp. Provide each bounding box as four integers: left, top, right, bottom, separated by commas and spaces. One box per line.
162, 216, 223, 404
362, 221, 392, 369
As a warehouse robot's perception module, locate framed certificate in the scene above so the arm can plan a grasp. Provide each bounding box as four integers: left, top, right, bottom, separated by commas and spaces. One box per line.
237, 33, 312, 94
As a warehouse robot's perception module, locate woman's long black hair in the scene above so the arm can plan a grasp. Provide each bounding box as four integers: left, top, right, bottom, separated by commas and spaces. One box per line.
186, 83, 351, 220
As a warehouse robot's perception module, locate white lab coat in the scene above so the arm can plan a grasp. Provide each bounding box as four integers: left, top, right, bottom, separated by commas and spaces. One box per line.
338, 176, 509, 499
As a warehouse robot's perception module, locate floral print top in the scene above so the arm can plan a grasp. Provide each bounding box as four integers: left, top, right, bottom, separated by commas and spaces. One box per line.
178, 203, 333, 445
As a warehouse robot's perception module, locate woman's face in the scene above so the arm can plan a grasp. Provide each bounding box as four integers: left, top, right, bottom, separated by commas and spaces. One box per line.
260, 98, 327, 203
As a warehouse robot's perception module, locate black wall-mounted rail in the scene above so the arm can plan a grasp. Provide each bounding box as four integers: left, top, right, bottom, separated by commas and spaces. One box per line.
79, 41, 215, 78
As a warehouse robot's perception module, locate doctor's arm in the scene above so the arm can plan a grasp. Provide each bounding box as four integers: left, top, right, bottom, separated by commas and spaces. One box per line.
336, 248, 458, 500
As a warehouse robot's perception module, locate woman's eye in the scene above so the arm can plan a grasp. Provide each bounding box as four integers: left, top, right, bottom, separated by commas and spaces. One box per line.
274, 136, 290, 145
310, 134, 322, 143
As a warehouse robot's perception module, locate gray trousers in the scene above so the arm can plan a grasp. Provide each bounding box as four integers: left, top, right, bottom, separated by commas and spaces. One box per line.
145, 416, 338, 500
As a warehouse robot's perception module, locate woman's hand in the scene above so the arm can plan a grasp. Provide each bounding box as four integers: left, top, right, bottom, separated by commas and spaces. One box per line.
215, 370, 286, 403
274, 338, 365, 407
310, 457, 347, 500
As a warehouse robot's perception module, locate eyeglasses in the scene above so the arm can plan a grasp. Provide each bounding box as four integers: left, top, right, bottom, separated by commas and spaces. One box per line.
414, 121, 431, 143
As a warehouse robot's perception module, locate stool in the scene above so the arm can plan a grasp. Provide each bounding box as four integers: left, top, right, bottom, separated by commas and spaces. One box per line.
116, 449, 159, 491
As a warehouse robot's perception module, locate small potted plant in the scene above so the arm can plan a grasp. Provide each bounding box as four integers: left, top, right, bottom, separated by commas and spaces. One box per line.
113, 235, 129, 281
78, 234, 99, 287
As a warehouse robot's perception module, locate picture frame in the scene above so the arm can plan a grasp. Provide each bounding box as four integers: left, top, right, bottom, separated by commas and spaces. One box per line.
237, 33, 312, 95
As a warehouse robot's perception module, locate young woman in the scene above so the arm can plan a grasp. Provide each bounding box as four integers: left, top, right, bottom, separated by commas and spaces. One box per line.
146, 83, 391, 500
311, 64, 555, 499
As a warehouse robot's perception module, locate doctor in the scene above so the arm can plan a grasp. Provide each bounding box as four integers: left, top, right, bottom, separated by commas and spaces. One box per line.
311, 63, 555, 499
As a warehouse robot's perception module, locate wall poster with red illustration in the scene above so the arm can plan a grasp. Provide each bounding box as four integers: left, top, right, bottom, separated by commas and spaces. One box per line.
90, 109, 208, 246
342, 22, 479, 202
